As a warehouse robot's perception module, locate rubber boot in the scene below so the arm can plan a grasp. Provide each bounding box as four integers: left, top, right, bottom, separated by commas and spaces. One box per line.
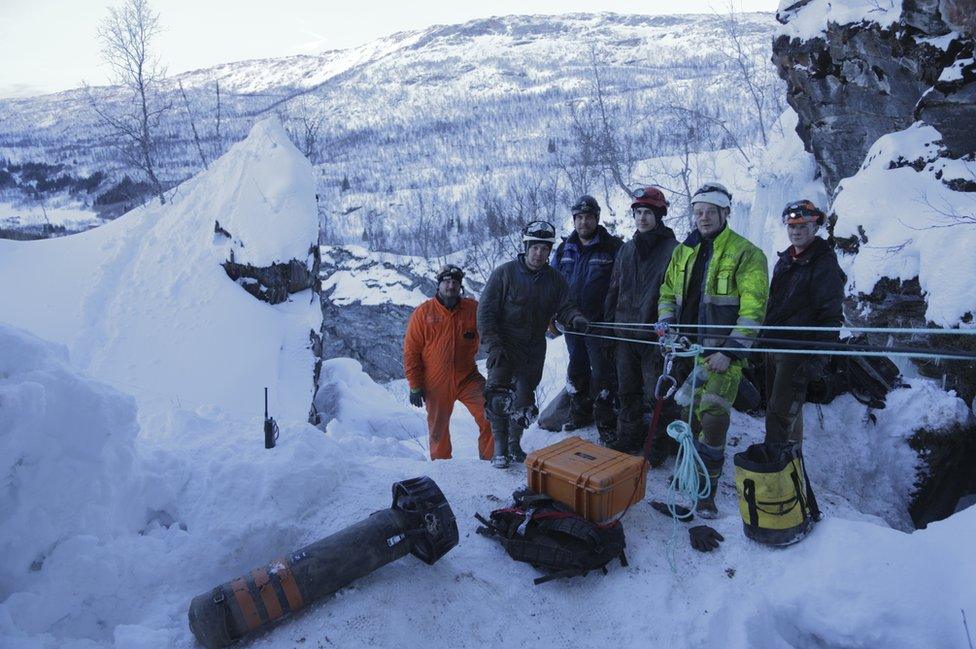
593, 392, 617, 444
646, 429, 677, 468
490, 418, 510, 469
694, 439, 725, 519
610, 418, 642, 454
565, 392, 594, 430
507, 423, 526, 463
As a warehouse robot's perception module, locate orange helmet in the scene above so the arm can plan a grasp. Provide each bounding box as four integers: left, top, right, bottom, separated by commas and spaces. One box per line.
782, 200, 826, 226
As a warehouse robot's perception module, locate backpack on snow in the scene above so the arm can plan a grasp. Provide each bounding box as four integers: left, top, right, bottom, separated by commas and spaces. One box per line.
475, 490, 628, 585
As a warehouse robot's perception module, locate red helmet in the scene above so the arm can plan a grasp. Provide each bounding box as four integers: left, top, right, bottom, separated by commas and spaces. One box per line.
631, 186, 669, 214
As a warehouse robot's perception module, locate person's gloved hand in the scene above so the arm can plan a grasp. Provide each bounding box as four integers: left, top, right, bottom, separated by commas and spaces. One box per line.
705, 352, 731, 374
653, 321, 670, 338
571, 315, 590, 332
689, 525, 724, 552
546, 319, 563, 339
409, 388, 425, 408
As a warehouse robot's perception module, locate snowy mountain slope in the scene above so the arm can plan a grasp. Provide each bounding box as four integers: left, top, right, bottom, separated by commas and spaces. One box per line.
0, 118, 320, 421
0, 12, 780, 248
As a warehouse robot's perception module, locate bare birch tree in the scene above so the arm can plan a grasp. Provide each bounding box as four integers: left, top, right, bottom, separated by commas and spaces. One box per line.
87, 0, 169, 205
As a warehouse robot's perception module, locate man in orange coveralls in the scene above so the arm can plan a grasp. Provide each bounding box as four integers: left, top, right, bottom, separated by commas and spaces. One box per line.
404, 264, 494, 460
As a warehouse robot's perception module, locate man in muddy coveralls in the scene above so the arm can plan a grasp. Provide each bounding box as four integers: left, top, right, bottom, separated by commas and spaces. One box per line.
477, 221, 588, 468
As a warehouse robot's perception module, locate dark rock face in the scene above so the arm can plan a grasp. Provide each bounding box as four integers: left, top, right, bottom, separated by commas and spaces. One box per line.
916, 42, 976, 158
318, 247, 438, 382
218, 221, 319, 304
772, 23, 960, 194
909, 422, 976, 528
224, 257, 318, 304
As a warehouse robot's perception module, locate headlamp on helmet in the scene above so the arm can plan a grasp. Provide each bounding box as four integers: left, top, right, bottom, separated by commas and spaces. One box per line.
631, 186, 669, 215
691, 182, 733, 210
781, 200, 825, 226
522, 220, 558, 249
436, 264, 464, 283
571, 195, 601, 218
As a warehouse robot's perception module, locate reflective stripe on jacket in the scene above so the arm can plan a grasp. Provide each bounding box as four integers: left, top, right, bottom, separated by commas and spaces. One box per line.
658, 225, 768, 354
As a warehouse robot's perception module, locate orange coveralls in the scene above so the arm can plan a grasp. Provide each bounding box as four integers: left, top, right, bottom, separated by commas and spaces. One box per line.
403, 296, 494, 460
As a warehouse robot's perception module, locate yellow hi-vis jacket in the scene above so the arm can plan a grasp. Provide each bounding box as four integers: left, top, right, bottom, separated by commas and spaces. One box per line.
658, 225, 769, 356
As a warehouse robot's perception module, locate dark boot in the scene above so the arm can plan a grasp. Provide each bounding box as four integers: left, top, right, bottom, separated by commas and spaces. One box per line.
566, 392, 594, 430
694, 439, 725, 519
610, 418, 643, 454
646, 429, 678, 467
593, 391, 617, 442
490, 418, 510, 469
507, 424, 526, 463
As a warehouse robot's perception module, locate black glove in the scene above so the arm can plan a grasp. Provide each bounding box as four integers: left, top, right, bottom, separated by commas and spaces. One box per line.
689, 525, 724, 552
571, 315, 590, 332
409, 388, 425, 408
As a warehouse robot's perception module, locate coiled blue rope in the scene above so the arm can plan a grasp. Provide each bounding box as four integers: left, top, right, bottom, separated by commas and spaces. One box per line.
660, 345, 710, 570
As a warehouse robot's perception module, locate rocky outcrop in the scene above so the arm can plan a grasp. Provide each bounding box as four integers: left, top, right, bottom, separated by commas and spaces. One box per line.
223, 255, 318, 304
772, 5, 971, 194
774, 1, 976, 529
318, 246, 440, 382
218, 221, 320, 304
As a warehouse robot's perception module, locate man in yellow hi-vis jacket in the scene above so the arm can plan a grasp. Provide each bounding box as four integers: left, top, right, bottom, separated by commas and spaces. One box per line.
658, 182, 768, 517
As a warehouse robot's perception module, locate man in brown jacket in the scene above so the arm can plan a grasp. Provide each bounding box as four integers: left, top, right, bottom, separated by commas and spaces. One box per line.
404, 264, 493, 461
477, 221, 588, 468
604, 186, 679, 458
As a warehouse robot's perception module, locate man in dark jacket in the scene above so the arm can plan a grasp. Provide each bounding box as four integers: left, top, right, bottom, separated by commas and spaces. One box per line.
478, 221, 588, 468
604, 186, 679, 455
553, 195, 623, 435
763, 200, 846, 448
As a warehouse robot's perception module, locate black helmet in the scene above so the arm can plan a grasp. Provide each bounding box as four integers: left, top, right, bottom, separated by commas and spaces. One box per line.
435, 264, 464, 283
571, 195, 601, 218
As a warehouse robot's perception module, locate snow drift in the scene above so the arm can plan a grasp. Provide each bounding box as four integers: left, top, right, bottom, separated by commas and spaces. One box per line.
0, 117, 320, 422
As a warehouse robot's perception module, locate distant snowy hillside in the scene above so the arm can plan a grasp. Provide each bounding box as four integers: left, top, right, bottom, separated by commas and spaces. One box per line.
0, 12, 780, 248
0, 118, 320, 421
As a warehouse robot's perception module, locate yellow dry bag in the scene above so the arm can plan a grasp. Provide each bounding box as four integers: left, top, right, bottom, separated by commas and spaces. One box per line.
734, 442, 821, 547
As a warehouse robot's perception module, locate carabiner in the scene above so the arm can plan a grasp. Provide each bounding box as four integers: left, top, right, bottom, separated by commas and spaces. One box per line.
655, 374, 678, 400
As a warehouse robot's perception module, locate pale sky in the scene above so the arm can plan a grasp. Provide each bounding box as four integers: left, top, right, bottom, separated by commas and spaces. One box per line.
0, 0, 778, 99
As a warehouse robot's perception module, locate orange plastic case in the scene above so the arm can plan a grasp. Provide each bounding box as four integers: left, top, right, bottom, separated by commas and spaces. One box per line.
525, 436, 647, 522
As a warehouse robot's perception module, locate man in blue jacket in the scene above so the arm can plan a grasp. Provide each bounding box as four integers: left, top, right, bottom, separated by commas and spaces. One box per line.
553, 195, 623, 440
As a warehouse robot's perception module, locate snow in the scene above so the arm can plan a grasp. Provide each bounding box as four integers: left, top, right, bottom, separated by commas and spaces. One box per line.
0, 117, 320, 421
2, 107, 975, 649
741, 109, 829, 269
2, 321, 975, 648
832, 122, 976, 325
940, 55, 974, 82
320, 269, 429, 307
0, 202, 102, 231
777, 0, 902, 41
